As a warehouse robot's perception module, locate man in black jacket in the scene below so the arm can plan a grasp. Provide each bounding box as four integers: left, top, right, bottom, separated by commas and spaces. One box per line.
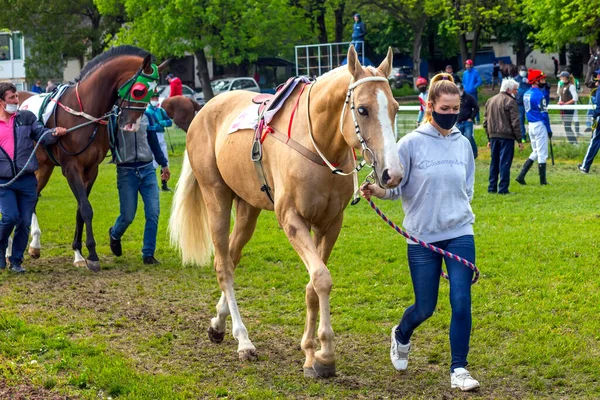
0, 83, 67, 273
455, 83, 479, 158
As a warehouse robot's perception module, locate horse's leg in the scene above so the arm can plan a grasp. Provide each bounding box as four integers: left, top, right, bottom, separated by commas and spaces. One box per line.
208, 198, 262, 343
278, 209, 336, 378
202, 186, 257, 360
28, 163, 55, 258
298, 214, 344, 378
63, 165, 99, 272
72, 171, 97, 268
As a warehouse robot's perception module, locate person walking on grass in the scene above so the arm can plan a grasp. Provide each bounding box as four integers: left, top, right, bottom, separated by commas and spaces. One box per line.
462, 60, 482, 124
515, 66, 531, 143
108, 111, 170, 265
360, 73, 480, 392
484, 79, 523, 194
578, 68, 600, 174
456, 83, 479, 159
516, 69, 552, 186
146, 90, 173, 191
556, 71, 579, 144
416, 77, 428, 126
0, 83, 68, 274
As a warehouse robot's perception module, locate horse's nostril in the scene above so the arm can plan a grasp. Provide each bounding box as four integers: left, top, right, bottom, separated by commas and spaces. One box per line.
382, 169, 391, 184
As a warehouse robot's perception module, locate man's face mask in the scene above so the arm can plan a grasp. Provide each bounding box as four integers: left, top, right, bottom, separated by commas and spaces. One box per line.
150, 100, 159, 107
519, 71, 527, 77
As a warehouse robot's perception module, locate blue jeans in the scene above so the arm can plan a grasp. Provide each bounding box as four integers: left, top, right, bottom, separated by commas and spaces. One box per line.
112, 164, 160, 257
456, 121, 478, 158
352, 39, 363, 54
0, 174, 38, 266
467, 92, 480, 123
581, 126, 600, 172
488, 138, 515, 193
395, 235, 475, 372
518, 104, 527, 141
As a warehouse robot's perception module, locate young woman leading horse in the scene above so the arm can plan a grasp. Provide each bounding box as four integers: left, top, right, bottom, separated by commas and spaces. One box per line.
169, 47, 403, 378
18, 46, 169, 271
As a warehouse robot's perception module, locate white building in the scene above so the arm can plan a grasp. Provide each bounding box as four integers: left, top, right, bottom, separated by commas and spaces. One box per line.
0, 31, 26, 90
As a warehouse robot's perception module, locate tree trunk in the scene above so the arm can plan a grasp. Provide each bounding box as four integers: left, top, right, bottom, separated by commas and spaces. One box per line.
334, 3, 345, 43
470, 24, 481, 63
316, 9, 328, 43
195, 49, 214, 100
459, 33, 468, 65
411, 23, 425, 87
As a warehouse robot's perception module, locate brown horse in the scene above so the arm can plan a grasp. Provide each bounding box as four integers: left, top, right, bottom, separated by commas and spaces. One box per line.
18, 46, 168, 271
169, 47, 403, 377
161, 95, 202, 132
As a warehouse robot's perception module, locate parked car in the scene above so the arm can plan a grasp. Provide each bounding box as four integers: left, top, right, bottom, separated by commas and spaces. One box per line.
388, 66, 413, 88
196, 77, 260, 105
157, 84, 200, 105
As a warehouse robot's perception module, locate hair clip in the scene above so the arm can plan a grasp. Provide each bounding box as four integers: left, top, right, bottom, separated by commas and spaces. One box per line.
442, 76, 449, 80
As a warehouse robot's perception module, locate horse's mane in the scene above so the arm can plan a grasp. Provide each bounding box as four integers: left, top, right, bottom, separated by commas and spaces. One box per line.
76, 45, 152, 82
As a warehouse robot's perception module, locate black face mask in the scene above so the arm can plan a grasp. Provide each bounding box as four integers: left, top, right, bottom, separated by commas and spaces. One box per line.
418, 86, 427, 93
432, 110, 459, 130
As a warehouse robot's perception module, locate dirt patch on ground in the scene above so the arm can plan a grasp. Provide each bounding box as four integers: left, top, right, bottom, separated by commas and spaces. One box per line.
0, 379, 75, 399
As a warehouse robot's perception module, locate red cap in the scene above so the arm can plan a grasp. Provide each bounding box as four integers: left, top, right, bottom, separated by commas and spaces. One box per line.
465, 59, 473, 66
527, 69, 546, 84
416, 77, 428, 87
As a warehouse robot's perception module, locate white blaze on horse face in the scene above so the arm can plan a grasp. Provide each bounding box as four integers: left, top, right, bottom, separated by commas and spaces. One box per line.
376, 89, 402, 185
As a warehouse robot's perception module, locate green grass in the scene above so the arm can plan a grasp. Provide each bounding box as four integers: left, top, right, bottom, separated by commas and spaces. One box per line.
1, 127, 600, 398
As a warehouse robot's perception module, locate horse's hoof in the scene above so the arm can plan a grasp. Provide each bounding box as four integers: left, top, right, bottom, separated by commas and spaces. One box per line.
208, 326, 225, 343
238, 348, 258, 362
74, 260, 87, 268
28, 247, 40, 259
304, 367, 319, 379
312, 359, 336, 378
86, 260, 101, 272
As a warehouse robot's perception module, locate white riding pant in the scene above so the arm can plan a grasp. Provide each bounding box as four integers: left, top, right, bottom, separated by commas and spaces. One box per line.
152, 131, 169, 169
528, 121, 548, 163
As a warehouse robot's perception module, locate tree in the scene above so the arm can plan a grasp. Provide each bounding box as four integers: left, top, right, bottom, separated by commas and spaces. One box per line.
96, 0, 312, 101
495, 21, 536, 67
0, 0, 122, 81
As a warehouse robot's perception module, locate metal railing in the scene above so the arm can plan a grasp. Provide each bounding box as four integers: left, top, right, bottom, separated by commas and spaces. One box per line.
295, 41, 365, 77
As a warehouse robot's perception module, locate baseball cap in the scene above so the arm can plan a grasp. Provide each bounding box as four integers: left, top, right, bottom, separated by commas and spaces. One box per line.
465, 59, 473, 66
558, 71, 570, 78
166, 73, 174, 79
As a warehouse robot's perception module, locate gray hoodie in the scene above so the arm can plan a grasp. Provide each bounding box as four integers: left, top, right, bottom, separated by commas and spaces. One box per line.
384, 122, 475, 244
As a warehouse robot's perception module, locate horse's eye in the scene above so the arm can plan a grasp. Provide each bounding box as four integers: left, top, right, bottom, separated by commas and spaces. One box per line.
131, 83, 148, 100
357, 107, 368, 116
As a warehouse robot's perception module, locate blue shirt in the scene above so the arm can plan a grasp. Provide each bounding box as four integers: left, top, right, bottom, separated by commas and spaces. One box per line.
524, 87, 551, 133
462, 68, 482, 94
145, 105, 172, 133
352, 21, 366, 40
514, 75, 531, 105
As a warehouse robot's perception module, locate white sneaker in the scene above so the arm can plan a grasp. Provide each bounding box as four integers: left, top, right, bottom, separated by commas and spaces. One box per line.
450, 368, 480, 391
390, 325, 410, 371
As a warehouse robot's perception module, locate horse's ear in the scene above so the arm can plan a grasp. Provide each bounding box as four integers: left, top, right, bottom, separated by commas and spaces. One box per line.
347, 45, 362, 79
377, 47, 393, 78
142, 54, 152, 71
157, 58, 172, 73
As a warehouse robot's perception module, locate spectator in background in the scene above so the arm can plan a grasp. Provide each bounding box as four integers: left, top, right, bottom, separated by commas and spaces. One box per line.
456, 83, 479, 158
46, 80, 57, 93
492, 61, 500, 91
146, 90, 173, 191
552, 56, 559, 78
166, 74, 182, 97
483, 79, 523, 194
462, 60, 482, 123
516, 69, 552, 186
416, 77, 428, 126
352, 13, 367, 54
30, 80, 42, 94
578, 68, 600, 174
514, 66, 531, 143
556, 71, 578, 144
445, 65, 461, 83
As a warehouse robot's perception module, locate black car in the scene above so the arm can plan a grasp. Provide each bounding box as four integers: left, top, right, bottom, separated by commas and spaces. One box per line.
388, 66, 413, 88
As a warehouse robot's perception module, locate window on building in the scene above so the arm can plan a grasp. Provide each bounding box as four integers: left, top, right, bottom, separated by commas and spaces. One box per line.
0, 35, 10, 61
12, 33, 22, 60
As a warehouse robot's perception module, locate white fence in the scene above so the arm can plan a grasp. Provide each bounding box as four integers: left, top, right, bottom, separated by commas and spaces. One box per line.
396, 104, 597, 142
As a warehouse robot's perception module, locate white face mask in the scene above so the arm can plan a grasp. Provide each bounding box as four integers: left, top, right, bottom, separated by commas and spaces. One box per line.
150, 100, 159, 107
519, 71, 527, 77
4, 103, 18, 114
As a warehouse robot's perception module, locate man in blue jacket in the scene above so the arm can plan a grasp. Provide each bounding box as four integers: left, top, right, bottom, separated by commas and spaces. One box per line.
109, 111, 170, 265
578, 68, 600, 173
514, 66, 531, 142
516, 69, 552, 185
146, 92, 173, 191
0, 83, 67, 273
352, 13, 366, 54
462, 60, 482, 123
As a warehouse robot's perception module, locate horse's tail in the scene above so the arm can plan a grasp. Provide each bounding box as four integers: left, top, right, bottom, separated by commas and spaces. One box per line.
169, 151, 213, 266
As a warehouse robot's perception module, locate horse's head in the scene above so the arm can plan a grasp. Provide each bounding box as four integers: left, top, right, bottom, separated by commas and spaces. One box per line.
341, 46, 403, 189
117, 55, 170, 131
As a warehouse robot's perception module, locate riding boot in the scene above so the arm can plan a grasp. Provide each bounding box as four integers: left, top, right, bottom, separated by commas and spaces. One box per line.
161, 179, 171, 192
539, 163, 548, 185
516, 158, 534, 185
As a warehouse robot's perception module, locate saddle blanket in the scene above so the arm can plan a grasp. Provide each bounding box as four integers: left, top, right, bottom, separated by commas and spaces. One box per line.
228, 104, 260, 134
19, 85, 69, 125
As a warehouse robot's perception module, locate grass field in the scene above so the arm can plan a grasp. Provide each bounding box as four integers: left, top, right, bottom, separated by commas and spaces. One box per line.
1, 127, 600, 399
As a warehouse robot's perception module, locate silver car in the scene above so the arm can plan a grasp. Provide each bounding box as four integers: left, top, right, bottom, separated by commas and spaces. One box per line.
196, 77, 261, 105
157, 84, 199, 105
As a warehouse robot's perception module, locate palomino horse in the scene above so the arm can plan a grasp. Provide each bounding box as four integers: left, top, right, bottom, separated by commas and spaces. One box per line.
161, 95, 202, 132
169, 47, 403, 377
17, 46, 168, 271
